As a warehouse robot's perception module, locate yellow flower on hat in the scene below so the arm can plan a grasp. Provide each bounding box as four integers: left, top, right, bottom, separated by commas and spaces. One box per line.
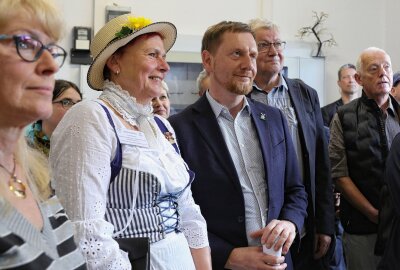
125, 16, 152, 30
115, 16, 152, 38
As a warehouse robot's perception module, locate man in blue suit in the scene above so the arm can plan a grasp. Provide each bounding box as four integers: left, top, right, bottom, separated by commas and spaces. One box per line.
248, 18, 335, 270
169, 21, 308, 270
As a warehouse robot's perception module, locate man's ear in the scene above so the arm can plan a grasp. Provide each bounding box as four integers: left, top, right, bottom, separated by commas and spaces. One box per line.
202, 50, 212, 74
355, 73, 363, 87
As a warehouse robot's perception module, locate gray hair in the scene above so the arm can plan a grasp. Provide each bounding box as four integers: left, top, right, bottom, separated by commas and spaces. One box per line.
248, 18, 280, 33
356, 47, 388, 73
338, 64, 356, 80
196, 69, 208, 93
161, 80, 169, 97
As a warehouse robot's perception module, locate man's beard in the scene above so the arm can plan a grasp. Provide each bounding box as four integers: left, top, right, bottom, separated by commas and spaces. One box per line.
227, 79, 253, 95
212, 65, 254, 95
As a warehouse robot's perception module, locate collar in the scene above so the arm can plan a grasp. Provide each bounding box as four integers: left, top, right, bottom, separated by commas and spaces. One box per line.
205, 91, 251, 118
253, 73, 288, 94
99, 80, 153, 126
361, 90, 397, 117
387, 96, 397, 117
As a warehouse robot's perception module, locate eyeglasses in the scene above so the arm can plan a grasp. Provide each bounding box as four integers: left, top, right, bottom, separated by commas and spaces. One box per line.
0, 34, 67, 68
257, 41, 286, 53
53, 98, 80, 109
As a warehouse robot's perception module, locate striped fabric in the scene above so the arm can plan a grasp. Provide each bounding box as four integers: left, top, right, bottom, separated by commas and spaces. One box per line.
0, 196, 86, 269
105, 168, 167, 243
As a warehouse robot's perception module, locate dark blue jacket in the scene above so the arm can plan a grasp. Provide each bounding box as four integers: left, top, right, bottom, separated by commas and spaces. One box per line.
321, 98, 343, 127
252, 77, 335, 238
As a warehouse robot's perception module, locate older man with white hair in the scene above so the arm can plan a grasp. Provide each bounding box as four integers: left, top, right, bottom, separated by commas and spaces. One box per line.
329, 47, 400, 270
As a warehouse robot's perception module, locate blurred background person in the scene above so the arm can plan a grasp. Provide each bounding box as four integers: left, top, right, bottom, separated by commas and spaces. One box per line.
196, 69, 210, 96
152, 80, 171, 118
26, 79, 82, 155
390, 72, 400, 103
322, 63, 359, 270
322, 63, 359, 127
50, 14, 211, 270
0, 0, 85, 269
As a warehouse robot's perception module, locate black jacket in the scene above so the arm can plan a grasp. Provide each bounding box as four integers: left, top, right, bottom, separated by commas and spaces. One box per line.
338, 92, 400, 235
321, 98, 343, 127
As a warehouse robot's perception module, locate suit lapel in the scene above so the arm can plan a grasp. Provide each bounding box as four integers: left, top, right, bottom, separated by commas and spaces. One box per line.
285, 77, 310, 151
285, 77, 306, 122
191, 96, 242, 192
249, 99, 272, 196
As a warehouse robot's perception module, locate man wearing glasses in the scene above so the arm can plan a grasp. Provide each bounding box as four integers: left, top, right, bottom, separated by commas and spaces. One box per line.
248, 19, 335, 270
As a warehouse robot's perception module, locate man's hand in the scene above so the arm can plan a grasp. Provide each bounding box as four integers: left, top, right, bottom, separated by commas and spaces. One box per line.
225, 246, 287, 270
313, 233, 332, 259
250, 219, 296, 255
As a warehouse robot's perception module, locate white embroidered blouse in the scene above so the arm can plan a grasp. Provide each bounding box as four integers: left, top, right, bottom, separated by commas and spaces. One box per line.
50, 83, 209, 269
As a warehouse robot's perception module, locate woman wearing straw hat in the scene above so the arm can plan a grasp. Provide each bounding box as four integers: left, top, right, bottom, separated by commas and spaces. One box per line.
50, 14, 211, 270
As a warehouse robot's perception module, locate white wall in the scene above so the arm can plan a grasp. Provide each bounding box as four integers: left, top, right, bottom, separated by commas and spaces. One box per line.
54, 0, 93, 84
270, 0, 388, 104
54, 0, 400, 105
385, 0, 400, 74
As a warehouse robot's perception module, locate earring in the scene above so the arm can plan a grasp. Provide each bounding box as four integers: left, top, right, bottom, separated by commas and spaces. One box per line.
115, 70, 120, 75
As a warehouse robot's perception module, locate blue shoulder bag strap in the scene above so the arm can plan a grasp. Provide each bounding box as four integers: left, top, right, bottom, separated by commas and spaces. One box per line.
97, 102, 122, 183
153, 116, 195, 187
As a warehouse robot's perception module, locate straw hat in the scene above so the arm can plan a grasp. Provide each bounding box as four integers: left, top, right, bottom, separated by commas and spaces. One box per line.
87, 14, 177, 90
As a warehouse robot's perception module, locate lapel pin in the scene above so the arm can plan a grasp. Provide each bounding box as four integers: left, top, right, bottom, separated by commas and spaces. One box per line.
260, 113, 266, 120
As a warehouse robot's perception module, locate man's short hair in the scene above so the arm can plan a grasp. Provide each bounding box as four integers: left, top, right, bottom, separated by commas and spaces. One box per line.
338, 64, 356, 80
356, 47, 387, 73
201, 21, 254, 54
248, 18, 280, 33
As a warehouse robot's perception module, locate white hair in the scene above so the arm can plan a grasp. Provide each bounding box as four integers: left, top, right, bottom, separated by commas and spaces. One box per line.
161, 80, 169, 92
248, 18, 280, 33
356, 47, 388, 73
196, 69, 208, 92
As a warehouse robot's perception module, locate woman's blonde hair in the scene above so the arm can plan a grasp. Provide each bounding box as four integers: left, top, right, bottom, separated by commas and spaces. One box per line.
0, 0, 64, 41
0, 0, 62, 201
16, 134, 52, 201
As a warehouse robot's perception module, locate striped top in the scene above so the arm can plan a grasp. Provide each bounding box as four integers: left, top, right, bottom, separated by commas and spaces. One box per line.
105, 168, 166, 242
0, 196, 86, 269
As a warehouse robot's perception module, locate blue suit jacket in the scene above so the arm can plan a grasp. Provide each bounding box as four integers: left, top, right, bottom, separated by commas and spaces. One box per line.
252, 78, 335, 238
169, 95, 308, 269
283, 78, 334, 237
